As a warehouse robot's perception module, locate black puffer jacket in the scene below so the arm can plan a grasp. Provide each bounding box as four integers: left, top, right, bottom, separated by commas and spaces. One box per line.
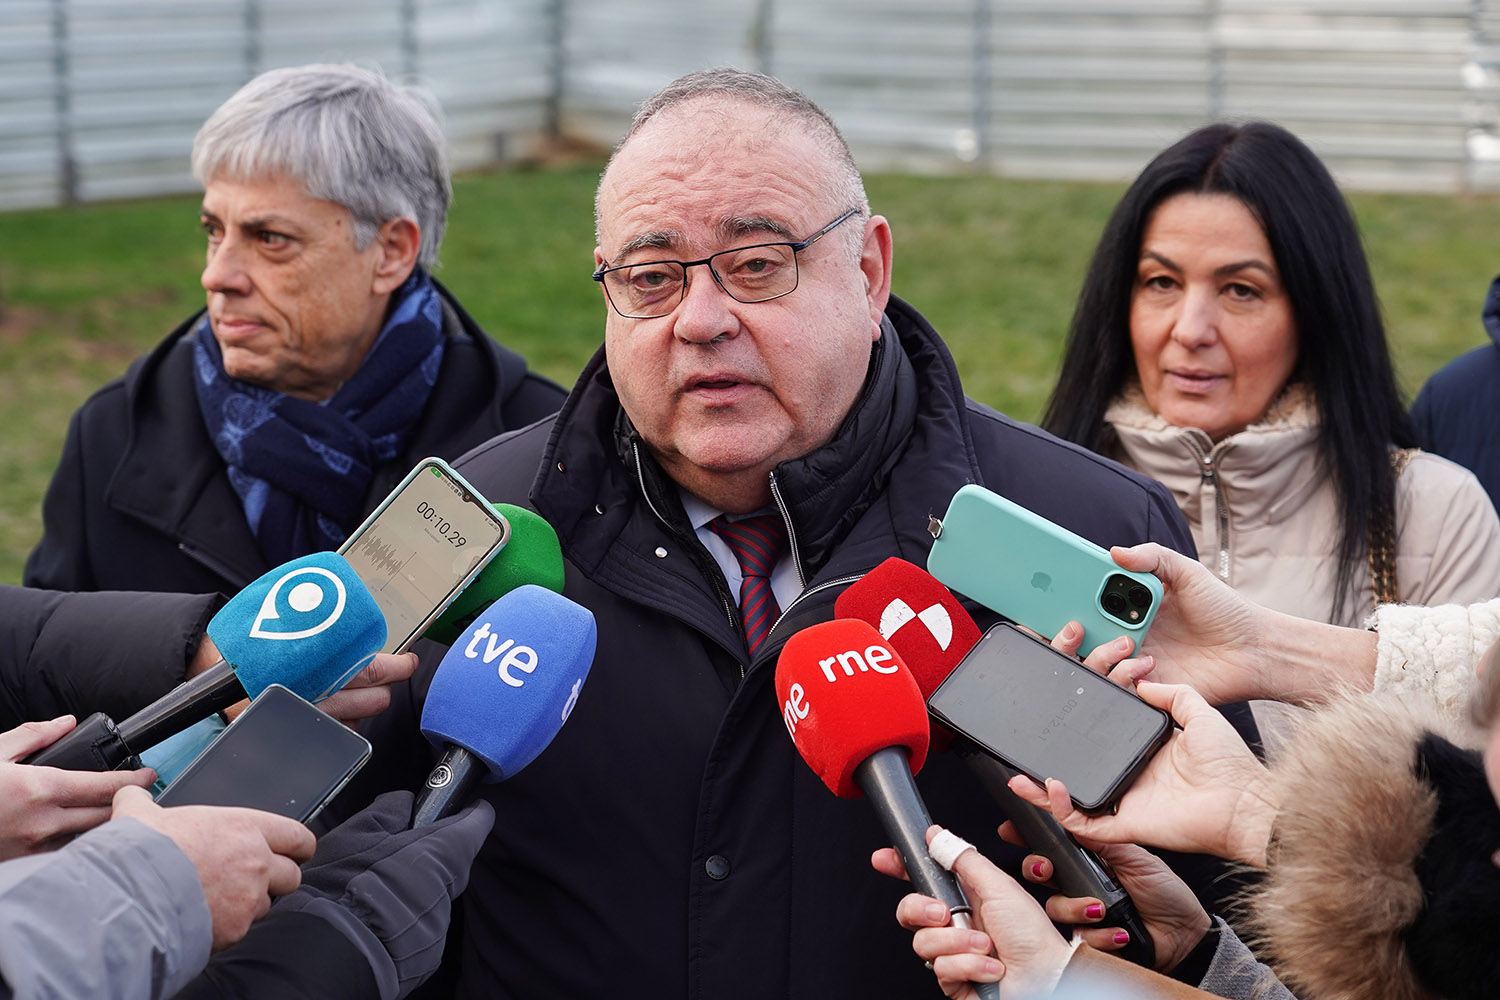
355, 296, 1240, 999
0, 584, 220, 729
25, 283, 566, 596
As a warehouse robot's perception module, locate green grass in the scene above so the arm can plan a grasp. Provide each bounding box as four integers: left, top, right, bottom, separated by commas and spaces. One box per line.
2, 162, 1497, 584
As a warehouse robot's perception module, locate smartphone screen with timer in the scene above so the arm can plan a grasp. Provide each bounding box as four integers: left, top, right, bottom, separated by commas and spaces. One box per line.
338, 457, 510, 653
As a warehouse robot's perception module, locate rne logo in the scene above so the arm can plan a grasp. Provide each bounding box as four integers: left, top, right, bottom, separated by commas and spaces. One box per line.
817, 644, 899, 683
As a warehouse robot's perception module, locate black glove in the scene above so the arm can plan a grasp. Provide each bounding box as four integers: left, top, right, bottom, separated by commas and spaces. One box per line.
273, 789, 495, 999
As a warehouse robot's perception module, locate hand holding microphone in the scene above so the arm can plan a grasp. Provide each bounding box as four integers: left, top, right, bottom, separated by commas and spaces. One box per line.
0, 716, 154, 860
26, 552, 386, 772
775, 619, 1001, 1000
836, 558, 1158, 969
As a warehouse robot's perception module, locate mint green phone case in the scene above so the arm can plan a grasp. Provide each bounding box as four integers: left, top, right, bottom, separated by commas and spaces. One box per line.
926, 484, 1162, 656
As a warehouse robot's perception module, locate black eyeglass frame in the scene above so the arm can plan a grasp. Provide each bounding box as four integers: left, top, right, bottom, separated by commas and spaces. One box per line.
591, 207, 862, 319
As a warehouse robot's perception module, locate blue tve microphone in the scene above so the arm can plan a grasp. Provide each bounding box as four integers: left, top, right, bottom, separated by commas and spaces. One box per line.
26, 553, 386, 771
412, 585, 596, 827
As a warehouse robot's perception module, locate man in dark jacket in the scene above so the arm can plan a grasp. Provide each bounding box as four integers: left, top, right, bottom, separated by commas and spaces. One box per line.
25, 64, 565, 597
1411, 274, 1500, 508
353, 69, 1235, 999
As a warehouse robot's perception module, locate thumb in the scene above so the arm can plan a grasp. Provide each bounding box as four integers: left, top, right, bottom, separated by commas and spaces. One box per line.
0, 716, 78, 761
1136, 680, 1213, 727
110, 784, 157, 820
1109, 543, 1166, 575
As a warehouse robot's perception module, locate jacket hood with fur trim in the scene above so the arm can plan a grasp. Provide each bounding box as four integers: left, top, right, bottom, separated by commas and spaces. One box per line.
1247, 694, 1500, 1000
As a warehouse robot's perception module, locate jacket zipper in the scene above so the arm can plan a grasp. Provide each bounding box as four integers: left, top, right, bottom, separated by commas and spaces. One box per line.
1182, 434, 1231, 581
763, 573, 862, 647
768, 471, 805, 591
632, 439, 740, 648
629, 450, 822, 680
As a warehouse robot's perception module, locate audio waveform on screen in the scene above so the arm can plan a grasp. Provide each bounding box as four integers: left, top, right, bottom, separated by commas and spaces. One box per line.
350, 534, 406, 579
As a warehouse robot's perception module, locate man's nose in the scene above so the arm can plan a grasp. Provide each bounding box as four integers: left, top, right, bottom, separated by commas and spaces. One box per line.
672, 262, 739, 344
201, 237, 252, 295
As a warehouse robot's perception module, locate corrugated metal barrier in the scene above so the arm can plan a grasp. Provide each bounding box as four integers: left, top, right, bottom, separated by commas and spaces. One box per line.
5, 0, 1500, 209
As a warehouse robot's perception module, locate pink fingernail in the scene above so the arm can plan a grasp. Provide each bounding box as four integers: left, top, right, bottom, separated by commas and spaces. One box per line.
1114, 931, 1130, 945
1031, 862, 1046, 879
1084, 904, 1103, 919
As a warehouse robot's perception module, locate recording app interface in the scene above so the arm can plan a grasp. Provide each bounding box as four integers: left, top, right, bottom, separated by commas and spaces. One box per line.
343, 464, 506, 652
928, 627, 1165, 807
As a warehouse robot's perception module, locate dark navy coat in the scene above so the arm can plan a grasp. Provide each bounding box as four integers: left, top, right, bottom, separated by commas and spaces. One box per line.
1412, 275, 1500, 509
352, 296, 1245, 999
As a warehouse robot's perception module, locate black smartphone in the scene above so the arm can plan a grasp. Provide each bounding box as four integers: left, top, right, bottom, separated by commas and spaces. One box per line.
154, 684, 371, 824
339, 457, 511, 653
925, 623, 1171, 813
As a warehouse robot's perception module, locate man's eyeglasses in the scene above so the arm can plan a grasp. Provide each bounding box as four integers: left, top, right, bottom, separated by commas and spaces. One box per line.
592, 208, 861, 320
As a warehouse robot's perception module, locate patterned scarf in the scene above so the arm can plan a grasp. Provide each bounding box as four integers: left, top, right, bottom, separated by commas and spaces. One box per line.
193, 268, 446, 565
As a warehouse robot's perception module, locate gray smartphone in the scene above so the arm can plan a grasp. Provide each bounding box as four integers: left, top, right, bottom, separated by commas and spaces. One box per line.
338, 457, 510, 653
154, 684, 371, 824
925, 623, 1171, 813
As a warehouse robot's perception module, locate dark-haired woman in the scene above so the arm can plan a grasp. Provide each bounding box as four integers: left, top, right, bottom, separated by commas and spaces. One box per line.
1042, 121, 1500, 745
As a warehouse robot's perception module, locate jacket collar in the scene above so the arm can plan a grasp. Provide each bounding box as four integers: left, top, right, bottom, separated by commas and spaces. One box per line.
106, 281, 510, 589
528, 293, 976, 626
1106, 382, 1324, 527
107, 310, 268, 588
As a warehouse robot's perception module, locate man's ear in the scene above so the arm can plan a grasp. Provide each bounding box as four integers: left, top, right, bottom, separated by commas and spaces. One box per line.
860, 215, 894, 339
371, 217, 422, 294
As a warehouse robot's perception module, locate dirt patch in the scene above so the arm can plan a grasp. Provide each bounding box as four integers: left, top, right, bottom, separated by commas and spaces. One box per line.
0, 304, 56, 342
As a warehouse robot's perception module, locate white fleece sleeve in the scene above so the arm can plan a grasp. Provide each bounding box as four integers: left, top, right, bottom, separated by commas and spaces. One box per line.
1367, 598, 1500, 731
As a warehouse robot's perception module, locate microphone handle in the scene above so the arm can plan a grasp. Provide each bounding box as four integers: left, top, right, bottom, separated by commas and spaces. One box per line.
22, 712, 139, 771
854, 748, 1001, 1000
412, 745, 489, 828
960, 748, 1156, 969
116, 659, 247, 752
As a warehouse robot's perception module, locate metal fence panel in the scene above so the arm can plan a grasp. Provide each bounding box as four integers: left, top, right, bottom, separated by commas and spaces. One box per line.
4, 0, 1500, 210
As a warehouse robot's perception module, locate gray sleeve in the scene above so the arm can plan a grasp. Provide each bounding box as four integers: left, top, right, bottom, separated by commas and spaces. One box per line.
0, 818, 212, 1000
1198, 917, 1298, 1000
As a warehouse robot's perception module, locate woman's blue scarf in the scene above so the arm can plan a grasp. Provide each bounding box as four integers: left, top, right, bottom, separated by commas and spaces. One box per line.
192, 268, 446, 565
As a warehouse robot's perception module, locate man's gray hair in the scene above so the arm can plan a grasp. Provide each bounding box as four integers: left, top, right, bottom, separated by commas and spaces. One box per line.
192, 63, 451, 269
598, 68, 870, 255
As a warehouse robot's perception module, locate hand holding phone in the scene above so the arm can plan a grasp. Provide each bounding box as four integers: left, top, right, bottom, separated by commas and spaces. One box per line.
927, 485, 1162, 654
339, 458, 511, 653
926, 623, 1171, 813
155, 684, 371, 824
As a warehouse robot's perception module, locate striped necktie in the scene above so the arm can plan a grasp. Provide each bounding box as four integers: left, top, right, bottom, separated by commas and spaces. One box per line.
709, 514, 788, 655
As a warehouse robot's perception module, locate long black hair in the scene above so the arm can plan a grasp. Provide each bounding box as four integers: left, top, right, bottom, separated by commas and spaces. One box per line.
1041, 121, 1416, 622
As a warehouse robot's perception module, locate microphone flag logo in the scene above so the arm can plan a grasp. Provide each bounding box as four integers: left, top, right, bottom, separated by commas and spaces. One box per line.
249, 566, 347, 641
878, 598, 954, 651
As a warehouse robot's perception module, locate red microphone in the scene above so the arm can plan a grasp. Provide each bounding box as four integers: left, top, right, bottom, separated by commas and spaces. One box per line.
775, 619, 999, 1000
835, 557, 1157, 969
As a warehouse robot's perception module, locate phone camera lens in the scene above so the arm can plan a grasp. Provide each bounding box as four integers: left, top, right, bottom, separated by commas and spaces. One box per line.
1102, 592, 1127, 615
1128, 586, 1152, 609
